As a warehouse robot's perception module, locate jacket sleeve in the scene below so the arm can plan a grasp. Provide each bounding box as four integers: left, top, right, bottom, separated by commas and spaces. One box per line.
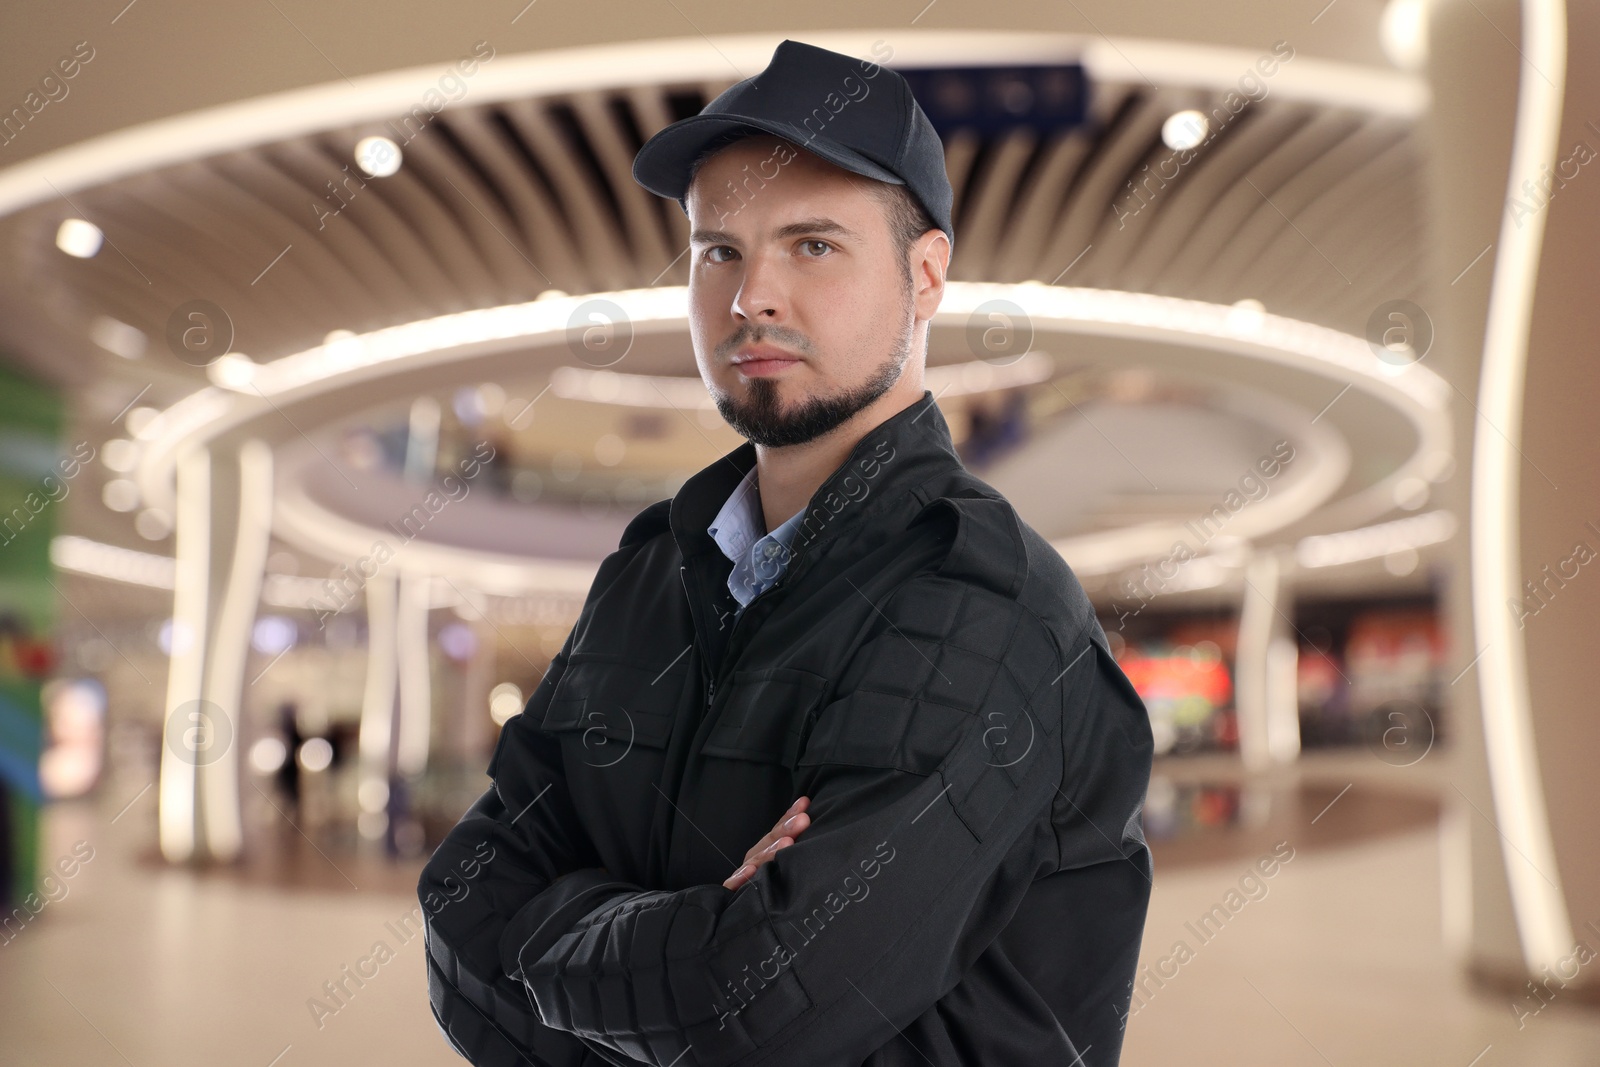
420, 632, 620, 1067
502, 575, 1146, 1067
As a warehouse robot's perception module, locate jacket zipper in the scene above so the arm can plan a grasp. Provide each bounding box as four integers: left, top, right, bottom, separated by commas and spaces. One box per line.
686, 556, 803, 717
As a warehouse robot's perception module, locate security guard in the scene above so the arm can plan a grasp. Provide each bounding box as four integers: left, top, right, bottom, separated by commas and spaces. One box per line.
421, 38, 1154, 1067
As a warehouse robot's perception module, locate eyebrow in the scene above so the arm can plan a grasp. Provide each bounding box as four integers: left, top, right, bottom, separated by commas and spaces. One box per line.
689, 218, 862, 246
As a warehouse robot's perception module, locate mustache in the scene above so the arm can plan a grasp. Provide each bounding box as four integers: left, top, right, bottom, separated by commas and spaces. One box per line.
718, 325, 812, 361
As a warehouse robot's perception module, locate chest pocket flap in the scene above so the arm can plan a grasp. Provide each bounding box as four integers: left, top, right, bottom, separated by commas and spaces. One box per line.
701, 667, 828, 768
541, 653, 684, 752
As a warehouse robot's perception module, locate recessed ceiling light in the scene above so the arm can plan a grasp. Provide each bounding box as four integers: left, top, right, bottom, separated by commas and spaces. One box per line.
56, 218, 103, 258
1161, 110, 1208, 151
354, 135, 401, 177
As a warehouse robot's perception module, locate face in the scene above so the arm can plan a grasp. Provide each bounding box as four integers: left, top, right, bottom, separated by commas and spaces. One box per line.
685, 135, 947, 449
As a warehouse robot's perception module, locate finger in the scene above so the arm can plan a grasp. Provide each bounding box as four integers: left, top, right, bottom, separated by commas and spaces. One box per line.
745, 808, 803, 862
747, 812, 808, 866
725, 835, 794, 890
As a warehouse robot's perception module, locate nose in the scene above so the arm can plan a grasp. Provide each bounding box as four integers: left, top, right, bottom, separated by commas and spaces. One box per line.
730, 251, 785, 324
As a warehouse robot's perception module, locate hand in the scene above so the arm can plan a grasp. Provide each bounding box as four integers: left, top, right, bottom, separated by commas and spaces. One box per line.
723, 796, 811, 890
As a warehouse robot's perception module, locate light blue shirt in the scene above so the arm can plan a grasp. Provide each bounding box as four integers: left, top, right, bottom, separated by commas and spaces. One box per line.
707, 466, 806, 611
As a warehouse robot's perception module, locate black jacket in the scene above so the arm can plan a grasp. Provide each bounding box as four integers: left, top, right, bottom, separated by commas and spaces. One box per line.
420, 389, 1154, 1067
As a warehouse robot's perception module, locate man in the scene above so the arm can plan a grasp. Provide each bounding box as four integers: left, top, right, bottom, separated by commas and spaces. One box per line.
420, 39, 1154, 1067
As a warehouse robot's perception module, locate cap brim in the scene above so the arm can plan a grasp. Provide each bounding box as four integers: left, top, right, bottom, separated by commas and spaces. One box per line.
632, 113, 904, 202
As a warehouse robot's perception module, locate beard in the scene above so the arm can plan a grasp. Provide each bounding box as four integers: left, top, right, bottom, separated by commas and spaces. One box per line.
712, 289, 916, 449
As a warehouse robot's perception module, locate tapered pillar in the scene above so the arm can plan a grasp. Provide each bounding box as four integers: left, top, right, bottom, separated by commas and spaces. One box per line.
157, 439, 273, 862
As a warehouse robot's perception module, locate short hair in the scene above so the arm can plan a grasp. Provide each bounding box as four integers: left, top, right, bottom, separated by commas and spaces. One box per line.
857, 179, 939, 290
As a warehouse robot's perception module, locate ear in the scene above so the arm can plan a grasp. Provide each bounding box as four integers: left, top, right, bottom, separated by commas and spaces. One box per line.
910, 228, 950, 321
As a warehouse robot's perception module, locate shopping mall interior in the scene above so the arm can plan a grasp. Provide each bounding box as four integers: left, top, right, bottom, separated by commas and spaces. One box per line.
1, 1, 1598, 1064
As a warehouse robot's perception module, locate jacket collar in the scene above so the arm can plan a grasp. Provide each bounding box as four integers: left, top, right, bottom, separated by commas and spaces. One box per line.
668, 387, 962, 568
669, 388, 964, 678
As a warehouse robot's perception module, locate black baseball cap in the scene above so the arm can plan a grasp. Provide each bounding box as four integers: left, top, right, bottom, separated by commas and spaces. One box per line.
631, 39, 954, 248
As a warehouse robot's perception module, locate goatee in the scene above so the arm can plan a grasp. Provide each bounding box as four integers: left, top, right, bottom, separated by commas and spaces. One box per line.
714, 325, 913, 448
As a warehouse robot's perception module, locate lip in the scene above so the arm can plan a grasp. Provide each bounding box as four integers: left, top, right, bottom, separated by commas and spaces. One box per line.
731, 346, 801, 377
731, 345, 798, 364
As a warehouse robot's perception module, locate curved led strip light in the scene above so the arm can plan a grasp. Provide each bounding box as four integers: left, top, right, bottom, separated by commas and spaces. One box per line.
134, 283, 1450, 515
0, 31, 1424, 220
121, 285, 1450, 615
1051, 380, 1355, 576
1468, 0, 1573, 971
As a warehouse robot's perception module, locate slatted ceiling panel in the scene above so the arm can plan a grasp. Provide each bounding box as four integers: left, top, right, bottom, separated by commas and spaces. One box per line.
1076, 89, 1213, 285
572, 93, 674, 275
956, 128, 1039, 280
1154, 128, 1324, 293
941, 129, 984, 262
545, 99, 639, 263
1229, 132, 1415, 302
1200, 117, 1410, 300
995, 129, 1095, 281
1142, 106, 1312, 295
446, 108, 584, 289
1032, 91, 1176, 288
1326, 241, 1425, 326
246, 142, 451, 316
1003, 82, 1141, 280
370, 143, 504, 310
1272, 155, 1422, 317
502, 99, 632, 293
1228, 141, 1395, 303
625, 85, 693, 281
1120, 115, 1291, 292
400, 127, 531, 308
249, 142, 404, 319
83, 186, 212, 319
8, 69, 1428, 377
167, 158, 326, 315
1183, 137, 1358, 299
430, 118, 524, 228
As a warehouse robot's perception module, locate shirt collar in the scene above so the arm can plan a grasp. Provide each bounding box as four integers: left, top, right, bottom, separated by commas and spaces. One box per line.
708, 466, 809, 563
707, 466, 762, 560
670, 388, 961, 564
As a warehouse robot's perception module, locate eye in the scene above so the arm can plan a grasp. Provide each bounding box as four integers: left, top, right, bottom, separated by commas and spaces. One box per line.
799, 239, 832, 257
702, 246, 737, 264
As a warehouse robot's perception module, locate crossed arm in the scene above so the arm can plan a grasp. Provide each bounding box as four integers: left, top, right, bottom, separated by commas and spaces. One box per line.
421, 577, 1148, 1067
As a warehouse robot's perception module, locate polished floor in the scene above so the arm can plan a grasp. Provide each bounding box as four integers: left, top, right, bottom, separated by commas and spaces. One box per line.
5, 751, 1600, 1066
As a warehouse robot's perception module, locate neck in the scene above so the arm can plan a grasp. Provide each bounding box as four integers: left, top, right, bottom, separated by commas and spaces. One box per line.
751, 377, 924, 532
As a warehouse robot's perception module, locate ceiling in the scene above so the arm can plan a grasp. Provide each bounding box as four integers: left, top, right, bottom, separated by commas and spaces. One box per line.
0, 22, 1450, 612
